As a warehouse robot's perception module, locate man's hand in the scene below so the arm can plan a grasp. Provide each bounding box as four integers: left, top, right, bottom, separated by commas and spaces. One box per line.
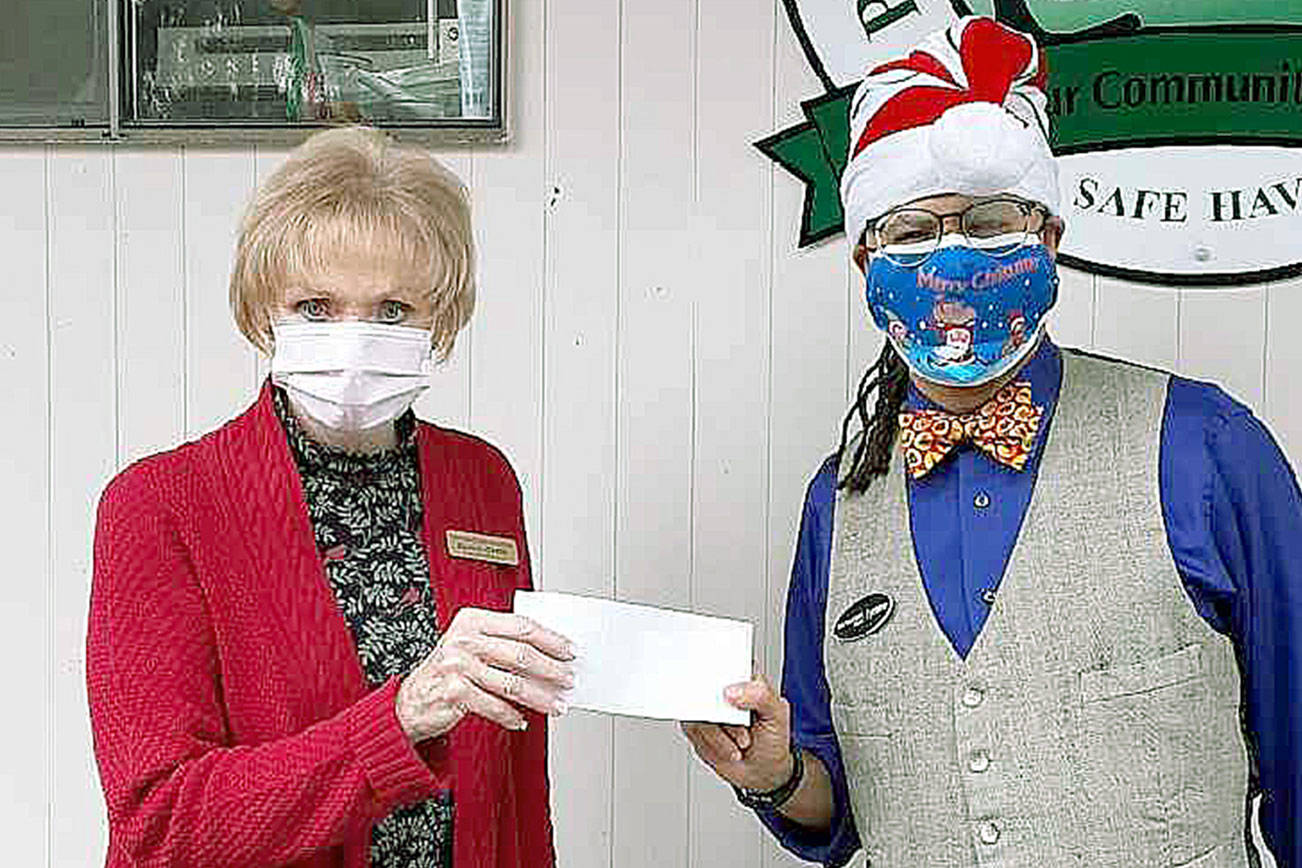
680, 674, 793, 792
680, 674, 836, 830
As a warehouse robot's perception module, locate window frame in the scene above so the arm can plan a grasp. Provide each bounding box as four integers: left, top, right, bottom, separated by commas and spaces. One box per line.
0, 0, 510, 145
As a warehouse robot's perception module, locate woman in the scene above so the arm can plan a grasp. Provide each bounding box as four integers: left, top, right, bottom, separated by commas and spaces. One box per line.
87, 126, 573, 868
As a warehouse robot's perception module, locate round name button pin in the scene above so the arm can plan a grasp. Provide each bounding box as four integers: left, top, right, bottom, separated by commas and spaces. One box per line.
833, 593, 896, 642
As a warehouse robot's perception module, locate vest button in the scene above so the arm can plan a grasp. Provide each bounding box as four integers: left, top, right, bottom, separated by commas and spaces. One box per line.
973, 491, 991, 509
968, 750, 991, 773
978, 820, 1000, 845
961, 687, 984, 708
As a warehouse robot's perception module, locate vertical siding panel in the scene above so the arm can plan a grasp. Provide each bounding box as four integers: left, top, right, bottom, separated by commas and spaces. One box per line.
182, 148, 259, 436
1178, 288, 1267, 412
763, 10, 853, 868
1265, 278, 1302, 471
253, 146, 290, 187
116, 151, 186, 464
465, 0, 553, 836
0, 148, 52, 867
613, 0, 695, 862
469, 0, 544, 562
1092, 277, 1178, 369
1052, 265, 1095, 351
48, 147, 116, 866
765, 0, 849, 683
542, 0, 620, 860
689, 0, 776, 863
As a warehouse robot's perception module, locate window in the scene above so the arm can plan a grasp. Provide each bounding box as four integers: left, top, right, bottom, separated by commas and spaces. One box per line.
0, 2, 109, 127
0, 0, 505, 142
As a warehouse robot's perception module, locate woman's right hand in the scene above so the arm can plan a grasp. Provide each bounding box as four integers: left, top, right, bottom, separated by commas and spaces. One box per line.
395, 608, 575, 743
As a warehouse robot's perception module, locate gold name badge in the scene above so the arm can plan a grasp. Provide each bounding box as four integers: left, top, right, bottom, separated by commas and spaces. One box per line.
445, 529, 520, 567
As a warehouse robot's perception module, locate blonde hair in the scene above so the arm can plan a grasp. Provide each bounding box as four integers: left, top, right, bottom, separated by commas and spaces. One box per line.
230, 126, 475, 360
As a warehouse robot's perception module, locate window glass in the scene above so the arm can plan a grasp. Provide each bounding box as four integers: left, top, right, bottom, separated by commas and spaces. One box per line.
0, 1, 109, 127
127, 0, 497, 125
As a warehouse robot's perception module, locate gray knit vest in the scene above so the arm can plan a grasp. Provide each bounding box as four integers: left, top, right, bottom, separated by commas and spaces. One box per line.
824, 350, 1249, 867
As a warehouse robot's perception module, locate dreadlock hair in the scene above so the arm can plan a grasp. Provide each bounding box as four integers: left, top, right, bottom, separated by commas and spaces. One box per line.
836, 340, 910, 493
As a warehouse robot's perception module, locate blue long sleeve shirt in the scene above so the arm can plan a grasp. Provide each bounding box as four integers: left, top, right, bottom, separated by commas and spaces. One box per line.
759, 338, 1302, 866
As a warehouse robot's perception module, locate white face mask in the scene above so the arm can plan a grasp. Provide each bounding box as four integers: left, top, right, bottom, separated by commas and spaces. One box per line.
270, 320, 436, 432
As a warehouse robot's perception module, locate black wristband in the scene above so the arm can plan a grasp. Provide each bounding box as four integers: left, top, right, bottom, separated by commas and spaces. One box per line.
733, 742, 804, 811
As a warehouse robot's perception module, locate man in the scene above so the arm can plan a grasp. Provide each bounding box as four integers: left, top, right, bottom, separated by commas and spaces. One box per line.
682, 16, 1300, 867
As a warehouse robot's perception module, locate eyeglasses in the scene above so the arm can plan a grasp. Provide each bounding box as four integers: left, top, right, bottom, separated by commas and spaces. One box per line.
869, 198, 1048, 267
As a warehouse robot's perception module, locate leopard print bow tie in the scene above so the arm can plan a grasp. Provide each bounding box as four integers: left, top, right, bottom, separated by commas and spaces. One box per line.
897, 382, 1044, 479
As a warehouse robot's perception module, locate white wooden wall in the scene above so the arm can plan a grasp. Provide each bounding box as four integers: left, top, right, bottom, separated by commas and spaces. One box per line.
3, 2, 1300, 866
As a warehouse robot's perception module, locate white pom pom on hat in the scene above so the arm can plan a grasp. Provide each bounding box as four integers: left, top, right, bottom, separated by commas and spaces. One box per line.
927, 102, 1038, 196
839, 16, 1061, 248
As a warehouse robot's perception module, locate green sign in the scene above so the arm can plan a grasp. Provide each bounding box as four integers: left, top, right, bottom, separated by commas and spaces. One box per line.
760, 3, 1302, 248
1050, 33, 1302, 152
756, 86, 856, 248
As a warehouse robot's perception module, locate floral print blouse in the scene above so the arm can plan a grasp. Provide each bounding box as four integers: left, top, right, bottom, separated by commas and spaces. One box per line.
273, 386, 453, 867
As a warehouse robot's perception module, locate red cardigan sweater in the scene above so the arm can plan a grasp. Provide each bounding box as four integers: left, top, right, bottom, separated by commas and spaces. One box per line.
87, 380, 555, 867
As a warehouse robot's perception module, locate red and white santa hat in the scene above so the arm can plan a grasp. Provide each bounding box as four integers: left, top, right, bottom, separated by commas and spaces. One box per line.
840, 17, 1060, 247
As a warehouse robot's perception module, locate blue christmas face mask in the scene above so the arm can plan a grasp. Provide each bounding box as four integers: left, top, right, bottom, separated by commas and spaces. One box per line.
865, 238, 1059, 387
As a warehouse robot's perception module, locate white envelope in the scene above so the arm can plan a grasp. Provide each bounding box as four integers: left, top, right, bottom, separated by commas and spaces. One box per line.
513, 590, 752, 726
